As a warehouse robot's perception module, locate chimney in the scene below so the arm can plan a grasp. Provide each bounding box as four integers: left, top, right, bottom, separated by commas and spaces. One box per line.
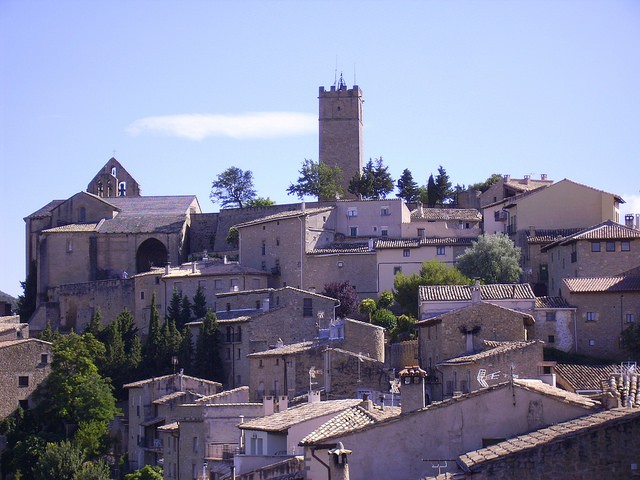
263, 396, 275, 415
529, 226, 536, 237
503, 174, 510, 182
261, 298, 270, 312
328, 442, 352, 480
277, 395, 289, 412
471, 279, 481, 304
223, 255, 228, 264
368, 238, 374, 251
419, 202, 424, 217
359, 396, 373, 412
524, 174, 530, 184
191, 262, 197, 274
399, 366, 427, 414
308, 390, 321, 403
625, 214, 635, 229
540, 173, 547, 181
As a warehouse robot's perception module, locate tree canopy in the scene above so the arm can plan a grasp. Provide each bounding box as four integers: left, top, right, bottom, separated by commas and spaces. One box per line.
322, 281, 358, 318
394, 260, 471, 317
469, 173, 503, 193
348, 157, 394, 199
287, 158, 344, 200
396, 168, 420, 203
210, 167, 257, 208
456, 234, 523, 284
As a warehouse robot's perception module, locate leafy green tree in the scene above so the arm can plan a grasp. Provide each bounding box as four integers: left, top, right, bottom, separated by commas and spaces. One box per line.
17, 260, 37, 322
74, 420, 109, 458
456, 234, 523, 284
621, 323, 640, 360
358, 298, 377, 323
192, 285, 208, 320
226, 226, 239, 248
391, 314, 417, 341
39, 320, 61, 342
287, 158, 344, 200
100, 309, 141, 398
372, 308, 397, 331
178, 325, 194, 372
348, 158, 394, 199
125, 465, 163, 480
469, 173, 503, 193
160, 319, 183, 373
246, 197, 276, 207
377, 291, 394, 310
33, 440, 85, 480
210, 167, 257, 208
394, 260, 470, 316
322, 281, 358, 318
396, 168, 420, 203
74, 459, 111, 480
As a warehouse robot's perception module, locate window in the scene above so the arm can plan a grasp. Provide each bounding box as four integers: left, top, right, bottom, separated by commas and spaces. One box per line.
545, 311, 556, 322
40, 353, 49, 364
18, 376, 29, 387
626, 313, 635, 323
140, 291, 145, 300
303, 298, 313, 317
548, 335, 555, 344
417, 228, 425, 238
591, 242, 601, 252
261, 261, 266, 271
226, 302, 231, 311
192, 436, 199, 453
237, 348, 241, 359
381, 227, 389, 237
261, 240, 266, 256
214, 279, 223, 290
350, 226, 358, 237
622, 241, 631, 252
394, 266, 402, 275
606, 241, 615, 252
118, 181, 127, 196
256, 300, 261, 309
259, 359, 263, 368
589, 339, 596, 346
78, 207, 86, 223
237, 326, 242, 341
403, 249, 410, 257
111, 166, 117, 176
347, 208, 358, 217
381, 207, 390, 216
436, 246, 446, 255
337, 261, 344, 268
586, 312, 596, 322
570, 243, 577, 263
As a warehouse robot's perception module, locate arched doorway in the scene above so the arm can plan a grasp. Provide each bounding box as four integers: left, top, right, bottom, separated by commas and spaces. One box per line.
136, 238, 168, 273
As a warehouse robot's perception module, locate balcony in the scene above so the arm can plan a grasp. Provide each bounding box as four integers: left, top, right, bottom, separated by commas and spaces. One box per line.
206, 443, 240, 461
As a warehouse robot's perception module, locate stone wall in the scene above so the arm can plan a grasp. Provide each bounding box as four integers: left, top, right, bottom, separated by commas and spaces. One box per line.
464, 409, 640, 479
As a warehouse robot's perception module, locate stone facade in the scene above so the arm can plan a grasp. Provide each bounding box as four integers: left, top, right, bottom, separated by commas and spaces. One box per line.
0, 338, 53, 419
318, 82, 363, 200
533, 296, 576, 352
86, 157, 141, 198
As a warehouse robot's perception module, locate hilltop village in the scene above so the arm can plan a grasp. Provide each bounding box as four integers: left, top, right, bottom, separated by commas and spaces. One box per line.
2, 82, 640, 479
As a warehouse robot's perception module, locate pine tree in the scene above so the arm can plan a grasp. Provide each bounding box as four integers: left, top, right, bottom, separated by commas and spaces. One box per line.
192, 286, 208, 320
396, 168, 420, 203
179, 295, 192, 330
17, 260, 37, 323
434, 165, 452, 205
178, 326, 194, 373
84, 307, 104, 337
167, 288, 181, 324
144, 292, 163, 373
194, 311, 223, 382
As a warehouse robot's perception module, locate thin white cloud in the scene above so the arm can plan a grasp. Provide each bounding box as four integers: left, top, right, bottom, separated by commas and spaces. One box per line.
127, 112, 316, 140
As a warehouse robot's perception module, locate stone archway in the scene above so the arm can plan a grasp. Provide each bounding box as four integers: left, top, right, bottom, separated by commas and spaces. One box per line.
136, 238, 168, 273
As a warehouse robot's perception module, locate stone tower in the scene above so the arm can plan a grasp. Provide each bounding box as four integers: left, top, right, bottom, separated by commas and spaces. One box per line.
86, 157, 141, 198
318, 75, 363, 200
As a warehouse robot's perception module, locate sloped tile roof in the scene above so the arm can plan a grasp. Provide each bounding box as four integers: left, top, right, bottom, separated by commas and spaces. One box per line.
123, 373, 222, 389
234, 206, 334, 229
310, 237, 475, 254
299, 404, 400, 445
25, 199, 65, 219
535, 296, 573, 308
504, 177, 553, 193
105, 195, 199, 215
526, 228, 583, 244
559, 220, 640, 242
458, 408, 639, 470
419, 283, 535, 302
308, 243, 372, 255
410, 208, 482, 222
563, 275, 640, 293
163, 261, 267, 278
247, 341, 315, 357
42, 223, 100, 233
438, 341, 540, 366
239, 399, 361, 432
554, 363, 619, 392
0, 338, 52, 349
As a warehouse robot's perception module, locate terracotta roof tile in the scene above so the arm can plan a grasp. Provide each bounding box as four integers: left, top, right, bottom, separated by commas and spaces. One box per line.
234, 207, 334, 229
299, 404, 400, 445
308, 243, 372, 255
534, 296, 573, 308
25, 200, 65, 219
419, 284, 535, 302
410, 208, 482, 222
459, 408, 640, 470
239, 399, 361, 432
438, 341, 541, 365
123, 374, 222, 389
554, 363, 619, 392
42, 223, 100, 233
247, 341, 315, 357
563, 275, 640, 293
526, 228, 583, 244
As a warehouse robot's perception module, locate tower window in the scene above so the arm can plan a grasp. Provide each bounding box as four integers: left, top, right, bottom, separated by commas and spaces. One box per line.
111, 166, 117, 176
118, 181, 127, 196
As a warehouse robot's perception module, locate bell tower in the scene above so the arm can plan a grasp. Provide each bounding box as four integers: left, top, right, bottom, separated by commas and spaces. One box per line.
318, 74, 363, 200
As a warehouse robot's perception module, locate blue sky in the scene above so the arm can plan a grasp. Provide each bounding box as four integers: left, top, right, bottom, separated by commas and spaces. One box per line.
1, 0, 639, 297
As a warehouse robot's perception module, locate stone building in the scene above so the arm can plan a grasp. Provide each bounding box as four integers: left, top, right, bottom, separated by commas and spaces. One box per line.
124, 372, 221, 472
0, 337, 53, 419
479, 174, 552, 208
560, 274, 640, 360
541, 220, 640, 297
300, 379, 598, 480
318, 78, 363, 200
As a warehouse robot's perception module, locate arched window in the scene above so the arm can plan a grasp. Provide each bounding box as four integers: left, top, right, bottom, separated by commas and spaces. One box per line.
111, 166, 117, 176
118, 181, 127, 196
78, 207, 86, 223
